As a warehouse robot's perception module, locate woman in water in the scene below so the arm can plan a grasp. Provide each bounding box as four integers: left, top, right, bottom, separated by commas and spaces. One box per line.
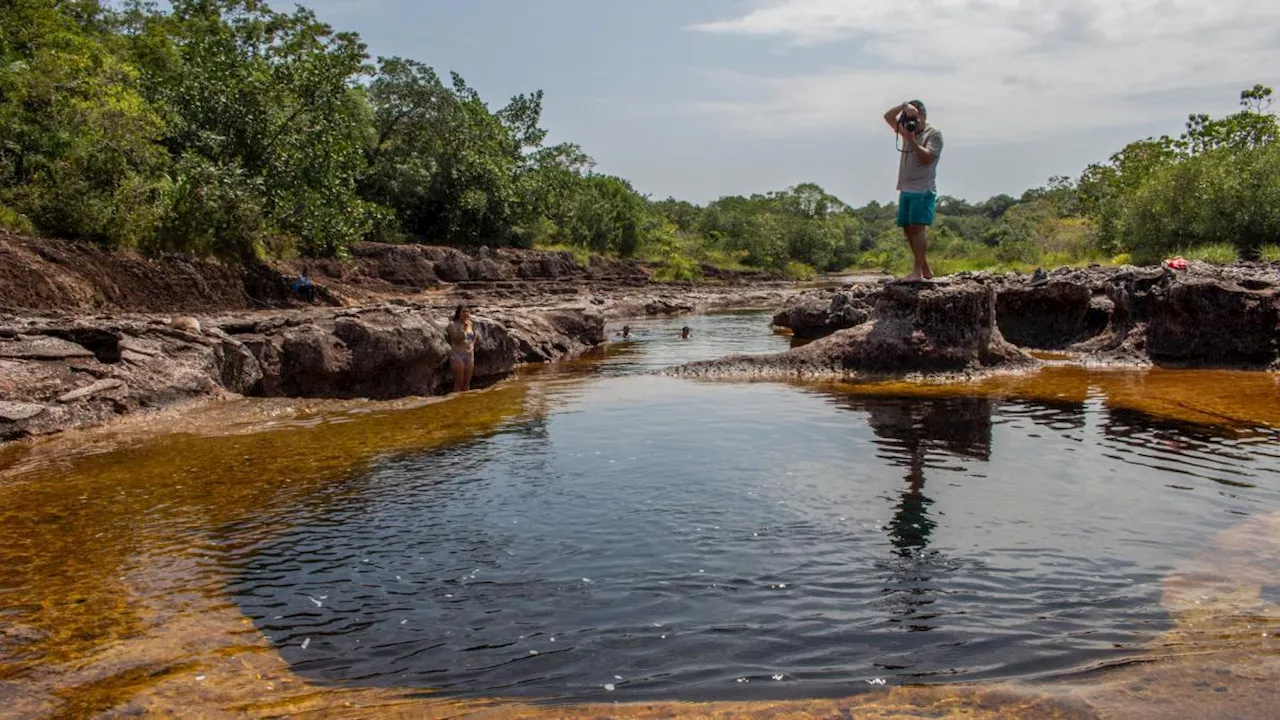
446, 305, 476, 392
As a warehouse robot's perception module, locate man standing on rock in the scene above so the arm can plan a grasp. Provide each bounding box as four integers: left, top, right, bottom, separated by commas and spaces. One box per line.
883, 100, 944, 282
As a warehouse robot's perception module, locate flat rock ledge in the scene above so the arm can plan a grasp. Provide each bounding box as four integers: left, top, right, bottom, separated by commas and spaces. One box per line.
0, 305, 604, 441
770, 262, 1280, 370
667, 279, 1034, 381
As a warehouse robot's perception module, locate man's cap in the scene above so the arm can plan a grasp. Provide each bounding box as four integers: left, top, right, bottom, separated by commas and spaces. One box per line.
908, 99, 926, 114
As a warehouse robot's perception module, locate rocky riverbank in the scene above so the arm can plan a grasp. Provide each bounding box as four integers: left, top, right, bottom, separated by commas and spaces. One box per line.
0, 304, 598, 440
0, 233, 798, 441
6, 229, 1278, 442
707, 261, 1279, 382
0, 230, 785, 314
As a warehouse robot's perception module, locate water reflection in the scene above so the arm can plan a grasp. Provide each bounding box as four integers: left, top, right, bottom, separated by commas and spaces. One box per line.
852, 398, 991, 635
1, 310, 1278, 715
826, 396, 994, 558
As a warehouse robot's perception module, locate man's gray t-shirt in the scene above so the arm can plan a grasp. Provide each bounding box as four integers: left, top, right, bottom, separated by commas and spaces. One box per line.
897, 126, 944, 193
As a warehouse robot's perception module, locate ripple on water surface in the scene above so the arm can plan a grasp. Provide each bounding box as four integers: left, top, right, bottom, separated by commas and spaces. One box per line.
230, 319, 1280, 704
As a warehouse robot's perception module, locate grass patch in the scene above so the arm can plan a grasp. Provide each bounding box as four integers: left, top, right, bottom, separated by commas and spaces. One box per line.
700, 247, 752, 272
532, 242, 594, 267
782, 261, 817, 281
852, 245, 1113, 277
1180, 243, 1239, 264
1256, 244, 1280, 262
651, 253, 700, 282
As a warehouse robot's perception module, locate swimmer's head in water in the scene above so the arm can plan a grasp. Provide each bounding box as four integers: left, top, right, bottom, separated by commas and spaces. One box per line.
681, 326, 691, 338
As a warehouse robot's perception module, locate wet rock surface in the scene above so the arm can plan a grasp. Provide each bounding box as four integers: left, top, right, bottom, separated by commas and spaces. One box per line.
0, 231, 784, 314
7, 228, 1278, 441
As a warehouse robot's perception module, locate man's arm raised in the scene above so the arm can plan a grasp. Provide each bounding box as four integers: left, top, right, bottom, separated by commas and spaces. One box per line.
883, 104, 905, 132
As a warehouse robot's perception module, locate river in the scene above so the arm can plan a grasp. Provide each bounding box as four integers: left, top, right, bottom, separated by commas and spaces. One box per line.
1, 310, 1278, 718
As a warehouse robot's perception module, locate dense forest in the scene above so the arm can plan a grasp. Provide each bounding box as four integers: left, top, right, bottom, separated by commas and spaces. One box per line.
2, 0, 1278, 280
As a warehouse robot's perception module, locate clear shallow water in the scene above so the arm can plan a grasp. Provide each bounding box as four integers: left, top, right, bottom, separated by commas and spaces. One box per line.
226, 311, 1280, 703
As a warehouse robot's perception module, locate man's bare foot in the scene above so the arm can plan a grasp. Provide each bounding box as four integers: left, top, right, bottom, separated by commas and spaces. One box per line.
902, 272, 924, 282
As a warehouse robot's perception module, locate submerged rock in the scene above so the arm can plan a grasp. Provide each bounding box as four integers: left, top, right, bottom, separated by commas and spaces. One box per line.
672, 279, 1034, 380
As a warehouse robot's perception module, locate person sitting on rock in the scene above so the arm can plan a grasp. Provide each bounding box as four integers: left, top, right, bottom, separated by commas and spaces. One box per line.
446, 304, 477, 392
681, 326, 691, 340
292, 268, 315, 303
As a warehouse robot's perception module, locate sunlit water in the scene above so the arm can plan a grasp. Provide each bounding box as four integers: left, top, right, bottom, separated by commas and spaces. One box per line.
196, 312, 1280, 704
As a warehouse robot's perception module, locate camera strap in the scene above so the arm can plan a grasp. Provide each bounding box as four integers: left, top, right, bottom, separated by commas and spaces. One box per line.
896, 126, 929, 154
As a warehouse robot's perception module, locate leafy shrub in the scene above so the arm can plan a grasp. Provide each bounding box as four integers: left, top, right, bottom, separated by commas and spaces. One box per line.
1110, 253, 1133, 266
0, 205, 35, 234
783, 260, 817, 281
151, 156, 266, 262
653, 253, 699, 282
1122, 142, 1280, 264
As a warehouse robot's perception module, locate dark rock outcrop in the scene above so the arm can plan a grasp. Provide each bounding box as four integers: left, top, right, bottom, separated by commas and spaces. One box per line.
0, 305, 605, 441
771, 286, 875, 339
1145, 275, 1278, 365
0, 232, 656, 314
1066, 263, 1280, 367
672, 279, 1033, 380
995, 280, 1099, 350
774, 263, 1280, 368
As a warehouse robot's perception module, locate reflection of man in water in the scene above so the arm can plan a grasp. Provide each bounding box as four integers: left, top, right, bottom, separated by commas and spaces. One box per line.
887, 445, 936, 558
853, 398, 994, 629
868, 399, 992, 555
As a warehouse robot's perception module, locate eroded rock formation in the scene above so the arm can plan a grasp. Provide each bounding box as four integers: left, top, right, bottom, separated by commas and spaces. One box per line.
673, 279, 1033, 380
0, 305, 604, 440
770, 285, 876, 340
771, 263, 1280, 369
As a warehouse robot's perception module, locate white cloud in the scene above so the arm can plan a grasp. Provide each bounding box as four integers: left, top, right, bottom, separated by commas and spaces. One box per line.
688, 0, 1280, 143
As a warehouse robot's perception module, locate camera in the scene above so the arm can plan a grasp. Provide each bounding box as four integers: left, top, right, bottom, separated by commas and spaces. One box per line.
898, 114, 919, 133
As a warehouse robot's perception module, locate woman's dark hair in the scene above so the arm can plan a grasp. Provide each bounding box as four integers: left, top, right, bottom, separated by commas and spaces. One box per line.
452, 304, 468, 322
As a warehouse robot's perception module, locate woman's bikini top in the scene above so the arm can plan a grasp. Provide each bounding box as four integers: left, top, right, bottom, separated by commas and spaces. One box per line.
451, 322, 474, 348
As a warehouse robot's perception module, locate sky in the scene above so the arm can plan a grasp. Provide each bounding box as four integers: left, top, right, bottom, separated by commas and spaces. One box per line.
303, 0, 1280, 207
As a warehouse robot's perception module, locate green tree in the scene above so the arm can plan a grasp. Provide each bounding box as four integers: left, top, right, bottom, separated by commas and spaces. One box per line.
0, 0, 170, 248
125, 0, 374, 257
1082, 85, 1278, 261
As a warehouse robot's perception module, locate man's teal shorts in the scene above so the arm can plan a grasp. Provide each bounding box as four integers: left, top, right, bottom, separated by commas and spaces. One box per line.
897, 191, 936, 227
